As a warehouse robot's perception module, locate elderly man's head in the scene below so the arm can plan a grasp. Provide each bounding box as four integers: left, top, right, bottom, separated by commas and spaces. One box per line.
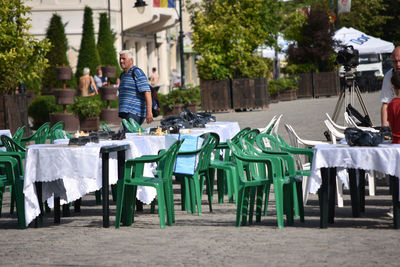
392, 46, 400, 72
83, 67, 90, 75
119, 50, 134, 72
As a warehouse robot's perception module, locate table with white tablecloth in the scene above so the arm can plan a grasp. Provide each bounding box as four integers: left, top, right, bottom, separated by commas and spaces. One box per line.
309, 143, 400, 228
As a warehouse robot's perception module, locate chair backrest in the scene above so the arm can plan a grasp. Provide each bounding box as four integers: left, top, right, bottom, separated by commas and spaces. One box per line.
48, 121, 65, 143
325, 113, 347, 130
129, 118, 145, 132
122, 119, 137, 133
324, 120, 345, 140
12, 126, 25, 144
259, 115, 277, 134
157, 139, 184, 182
101, 122, 112, 132
242, 128, 260, 144
270, 114, 283, 135
0, 156, 19, 186
54, 129, 72, 140
0, 135, 26, 153
197, 133, 219, 173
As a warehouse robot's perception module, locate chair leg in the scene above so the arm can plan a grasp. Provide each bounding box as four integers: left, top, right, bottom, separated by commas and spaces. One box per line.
205, 174, 213, 212
0, 187, 4, 217
241, 188, 250, 226
336, 178, 344, 208
163, 180, 174, 226
216, 169, 225, 203
192, 174, 202, 216
236, 186, 245, 227
248, 187, 256, 225
255, 186, 264, 222
115, 179, 125, 228
155, 185, 166, 229
295, 181, 305, 222
273, 180, 285, 229
150, 199, 156, 214
123, 185, 135, 226
263, 183, 271, 216
9, 185, 14, 214
14, 177, 26, 229
367, 171, 376, 196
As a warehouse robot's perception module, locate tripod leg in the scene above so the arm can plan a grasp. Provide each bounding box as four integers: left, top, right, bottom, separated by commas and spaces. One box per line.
332, 88, 345, 122
354, 83, 370, 117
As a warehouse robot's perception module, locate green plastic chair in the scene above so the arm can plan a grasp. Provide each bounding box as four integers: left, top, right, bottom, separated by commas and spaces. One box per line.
174, 133, 219, 215
54, 129, 72, 140
229, 138, 298, 228
208, 127, 252, 204
129, 118, 145, 132
255, 134, 305, 222
115, 139, 183, 229
0, 126, 25, 149
122, 119, 138, 133
21, 122, 50, 147
0, 155, 26, 229
48, 121, 65, 143
100, 122, 112, 132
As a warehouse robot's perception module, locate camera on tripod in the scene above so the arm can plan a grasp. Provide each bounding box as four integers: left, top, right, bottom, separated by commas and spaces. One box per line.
336, 45, 359, 71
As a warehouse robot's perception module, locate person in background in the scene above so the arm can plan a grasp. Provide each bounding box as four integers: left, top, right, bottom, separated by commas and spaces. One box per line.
79, 67, 98, 97
387, 71, 400, 144
171, 68, 181, 88
380, 46, 400, 126
118, 50, 153, 126
94, 66, 107, 89
149, 67, 160, 92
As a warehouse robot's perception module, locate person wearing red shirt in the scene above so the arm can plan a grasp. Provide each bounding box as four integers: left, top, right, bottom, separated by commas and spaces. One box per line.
387, 71, 400, 143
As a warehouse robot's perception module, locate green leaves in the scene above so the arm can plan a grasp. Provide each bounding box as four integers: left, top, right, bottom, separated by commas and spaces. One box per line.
71, 96, 102, 119
0, 0, 51, 95
189, 0, 281, 80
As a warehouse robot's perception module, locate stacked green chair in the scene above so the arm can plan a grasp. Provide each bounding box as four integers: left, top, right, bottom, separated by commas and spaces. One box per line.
115, 139, 183, 228
229, 138, 299, 228
0, 154, 26, 228
174, 133, 219, 215
255, 134, 305, 221
0, 126, 25, 149
21, 122, 50, 147
208, 127, 251, 204
48, 121, 65, 144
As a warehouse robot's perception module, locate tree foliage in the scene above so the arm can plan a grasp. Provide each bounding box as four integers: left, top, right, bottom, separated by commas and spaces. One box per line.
286, 3, 336, 73
381, 0, 400, 47
337, 0, 389, 39
75, 6, 100, 82
42, 14, 74, 90
0, 0, 50, 95
188, 0, 281, 80
97, 13, 121, 80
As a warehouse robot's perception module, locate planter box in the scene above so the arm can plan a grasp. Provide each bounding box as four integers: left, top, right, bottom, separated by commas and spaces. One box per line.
100, 86, 118, 101
50, 113, 79, 132
100, 108, 120, 124
232, 78, 255, 110
279, 89, 297, 101
80, 117, 99, 132
0, 94, 31, 136
200, 79, 231, 112
297, 72, 339, 98
53, 89, 76, 105
163, 104, 184, 117
269, 93, 280, 103
186, 102, 200, 113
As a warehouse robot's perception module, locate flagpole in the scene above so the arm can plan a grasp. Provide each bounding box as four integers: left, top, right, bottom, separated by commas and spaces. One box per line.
178, 0, 185, 87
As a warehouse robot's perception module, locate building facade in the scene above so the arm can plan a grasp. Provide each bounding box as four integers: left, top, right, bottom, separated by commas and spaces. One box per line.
27, 0, 198, 94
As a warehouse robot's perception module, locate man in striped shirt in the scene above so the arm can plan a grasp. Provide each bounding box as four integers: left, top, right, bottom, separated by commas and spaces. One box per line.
118, 50, 153, 125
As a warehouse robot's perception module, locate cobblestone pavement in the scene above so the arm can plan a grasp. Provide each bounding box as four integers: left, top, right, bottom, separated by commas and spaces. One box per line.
2, 91, 400, 266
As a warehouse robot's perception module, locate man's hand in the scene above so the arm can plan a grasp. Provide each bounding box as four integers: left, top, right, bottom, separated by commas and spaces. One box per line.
146, 110, 153, 124
144, 91, 153, 124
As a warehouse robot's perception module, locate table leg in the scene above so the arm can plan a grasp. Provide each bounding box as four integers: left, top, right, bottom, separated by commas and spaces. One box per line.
348, 169, 360, 217
54, 197, 60, 224
62, 203, 70, 217
359, 170, 365, 212
34, 182, 43, 228
102, 152, 110, 228
74, 198, 81, 213
389, 176, 400, 229
328, 167, 337, 223
319, 168, 329, 228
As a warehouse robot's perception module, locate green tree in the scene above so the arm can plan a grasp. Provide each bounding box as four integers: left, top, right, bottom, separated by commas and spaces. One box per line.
381, 0, 400, 46
42, 14, 75, 90
286, 3, 336, 73
75, 6, 100, 83
189, 0, 281, 80
97, 13, 121, 81
0, 0, 50, 95
337, 0, 389, 39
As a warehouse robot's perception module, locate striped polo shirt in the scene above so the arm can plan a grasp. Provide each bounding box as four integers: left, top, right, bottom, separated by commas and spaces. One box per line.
118, 66, 151, 117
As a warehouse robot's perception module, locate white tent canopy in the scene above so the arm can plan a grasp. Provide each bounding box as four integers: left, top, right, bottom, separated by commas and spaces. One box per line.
334, 27, 394, 54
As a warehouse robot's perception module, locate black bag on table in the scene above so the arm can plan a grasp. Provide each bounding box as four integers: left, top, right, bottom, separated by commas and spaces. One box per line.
344, 127, 383, 146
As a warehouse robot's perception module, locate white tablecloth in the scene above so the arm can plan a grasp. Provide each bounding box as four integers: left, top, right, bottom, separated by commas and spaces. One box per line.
24, 122, 241, 225
24, 140, 130, 226
309, 143, 400, 197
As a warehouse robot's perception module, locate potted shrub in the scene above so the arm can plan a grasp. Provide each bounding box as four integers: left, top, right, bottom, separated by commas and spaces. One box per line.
267, 79, 281, 103
184, 86, 201, 113
160, 88, 190, 117
277, 76, 298, 101
71, 96, 102, 131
